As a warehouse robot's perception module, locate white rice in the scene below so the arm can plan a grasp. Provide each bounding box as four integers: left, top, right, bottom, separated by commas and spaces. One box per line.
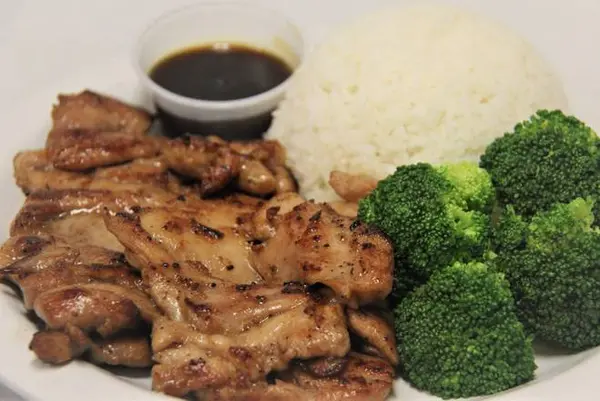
266, 4, 568, 201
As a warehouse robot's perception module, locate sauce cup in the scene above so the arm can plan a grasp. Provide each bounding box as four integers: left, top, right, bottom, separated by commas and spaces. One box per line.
133, 1, 305, 140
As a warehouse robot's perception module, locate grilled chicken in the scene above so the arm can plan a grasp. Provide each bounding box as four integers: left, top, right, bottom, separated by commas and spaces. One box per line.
88, 334, 153, 367
0, 239, 140, 309
247, 192, 305, 241
152, 298, 349, 398
347, 308, 398, 365
14, 150, 91, 194
0, 234, 158, 367
9, 188, 191, 251
14, 150, 182, 195
328, 171, 378, 203
200, 353, 394, 401
103, 205, 262, 283
160, 135, 242, 196
11, 190, 127, 251
51, 90, 152, 134
30, 326, 152, 368
3, 91, 397, 400
46, 90, 157, 170
90, 157, 182, 194
145, 266, 327, 335
33, 283, 157, 335
142, 253, 351, 398
0, 234, 56, 267
160, 135, 296, 197
252, 201, 394, 306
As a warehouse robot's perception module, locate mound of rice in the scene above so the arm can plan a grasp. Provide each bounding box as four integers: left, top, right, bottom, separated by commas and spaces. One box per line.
267, 4, 568, 201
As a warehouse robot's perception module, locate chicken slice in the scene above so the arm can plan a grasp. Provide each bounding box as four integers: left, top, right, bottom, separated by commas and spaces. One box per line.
145, 266, 325, 335
160, 135, 242, 196
160, 135, 295, 197
246, 192, 305, 241
151, 296, 350, 398
46, 129, 158, 171
0, 239, 141, 309
328, 171, 378, 203
237, 158, 277, 195
0, 234, 56, 267
14, 150, 183, 195
29, 324, 91, 365
46, 90, 156, 170
10, 190, 127, 251
88, 157, 182, 194
252, 201, 394, 306
9, 188, 189, 251
22, 276, 158, 366
228, 138, 287, 165
198, 353, 394, 401
347, 308, 398, 365
51, 90, 152, 134
33, 283, 158, 336
104, 206, 262, 283
29, 325, 152, 368
14, 150, 91, 194
88, 334, 153, 368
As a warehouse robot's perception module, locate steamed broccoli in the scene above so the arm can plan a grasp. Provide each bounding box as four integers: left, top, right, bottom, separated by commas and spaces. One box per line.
395, 261, 535, 399
480, 109, 600, 221
358, 161, 494, 296
492, 198, 600, 350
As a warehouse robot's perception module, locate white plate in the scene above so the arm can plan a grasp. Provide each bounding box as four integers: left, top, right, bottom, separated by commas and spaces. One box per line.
1, 0, 599, 400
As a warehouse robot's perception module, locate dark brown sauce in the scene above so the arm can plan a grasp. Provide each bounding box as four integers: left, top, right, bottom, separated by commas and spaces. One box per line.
150, 43, 293, 140
151, 43, 292, 101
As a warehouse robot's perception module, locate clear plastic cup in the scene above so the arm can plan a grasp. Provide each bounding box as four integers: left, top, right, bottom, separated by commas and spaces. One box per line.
133, 1, 304, 139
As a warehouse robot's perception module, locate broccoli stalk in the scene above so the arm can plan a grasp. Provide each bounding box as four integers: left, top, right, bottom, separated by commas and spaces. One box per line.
395, 261, 536, 399
358, 162, 494, 297
480, 109, 600, 222
493, 198, 600, 350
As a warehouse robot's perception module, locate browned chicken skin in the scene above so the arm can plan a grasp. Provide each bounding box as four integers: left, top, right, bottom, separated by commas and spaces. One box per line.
252, 201, 394, 306
145, 265, 342, 338
248, 192, 305, 241
160, 135, 296, 197
347, 308, 399, 365
10, 190, 133, 251
161, 135, 242, 196
33, 283, 158, 336
46, 90, 157, 170
104, 206, 262, 283
29, 327, 152, 368
14, 150, 182, 195
51, 90, 152, 134
152, 299, 349, 398
0, 240, 140, 309
201, 353, 394, 401
14, 150, 91, 194
88, 334, 153, 367
329, 171, 378, 203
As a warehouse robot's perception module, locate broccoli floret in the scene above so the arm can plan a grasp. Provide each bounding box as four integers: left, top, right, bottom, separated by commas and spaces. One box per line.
490, 205, 527, 254
395, 261, 536, 399
358, 162, 494, 296
493, 198, 600, 350
480, 110, 600, 221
